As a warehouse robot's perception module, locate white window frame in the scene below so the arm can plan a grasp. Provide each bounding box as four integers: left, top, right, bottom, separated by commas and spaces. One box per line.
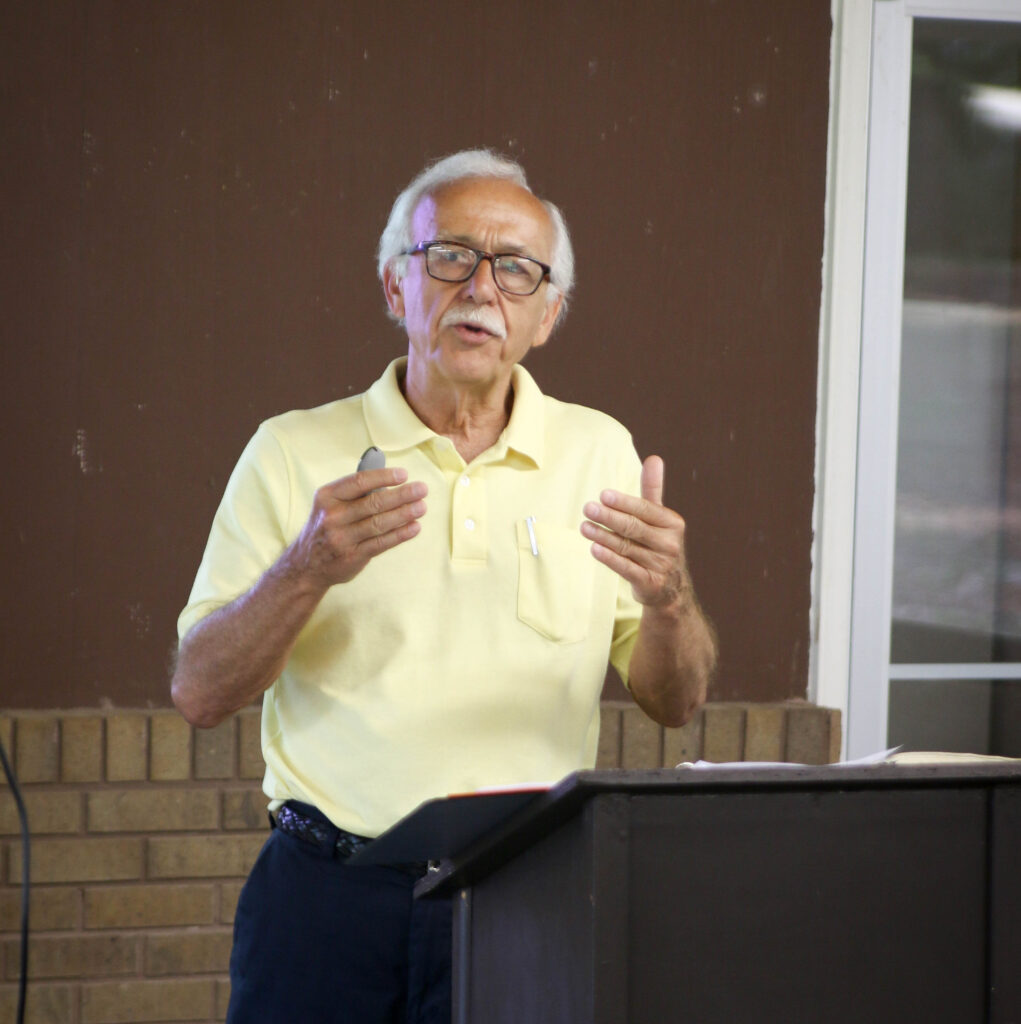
813, 0, 1021, 759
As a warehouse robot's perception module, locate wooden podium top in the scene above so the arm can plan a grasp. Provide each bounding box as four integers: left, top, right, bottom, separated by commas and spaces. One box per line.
344, 761, 1021, 895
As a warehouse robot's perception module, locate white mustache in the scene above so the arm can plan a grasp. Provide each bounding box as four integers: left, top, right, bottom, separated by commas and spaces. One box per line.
439, 304, 507, 339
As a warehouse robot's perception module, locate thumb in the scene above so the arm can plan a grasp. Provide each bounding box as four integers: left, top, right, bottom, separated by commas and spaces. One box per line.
641, 455, 665, 506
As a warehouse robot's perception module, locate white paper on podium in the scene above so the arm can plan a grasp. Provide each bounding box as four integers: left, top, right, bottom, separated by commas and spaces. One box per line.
675, 746, 901, 770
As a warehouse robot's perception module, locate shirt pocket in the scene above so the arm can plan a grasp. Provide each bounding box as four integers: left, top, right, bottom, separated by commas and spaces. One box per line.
516, 519, 594, 644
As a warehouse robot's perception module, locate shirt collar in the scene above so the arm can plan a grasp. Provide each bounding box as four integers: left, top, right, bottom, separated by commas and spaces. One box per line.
362, 357, 546, 468
502, 362, 545, 467
362, 358, 435, 453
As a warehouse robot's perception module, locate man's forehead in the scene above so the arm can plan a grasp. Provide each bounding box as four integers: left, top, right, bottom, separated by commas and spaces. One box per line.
412, 177, 553, 251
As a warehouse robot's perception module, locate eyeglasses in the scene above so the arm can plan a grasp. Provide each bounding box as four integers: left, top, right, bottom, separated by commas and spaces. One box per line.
403, 240, 551, 296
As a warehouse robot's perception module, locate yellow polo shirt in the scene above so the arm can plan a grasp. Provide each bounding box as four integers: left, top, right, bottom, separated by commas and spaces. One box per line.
179, 358, 642, 837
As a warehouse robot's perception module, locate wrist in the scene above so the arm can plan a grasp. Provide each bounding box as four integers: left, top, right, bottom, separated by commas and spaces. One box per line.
265, 549, 331, 603
640, 569, 695, 616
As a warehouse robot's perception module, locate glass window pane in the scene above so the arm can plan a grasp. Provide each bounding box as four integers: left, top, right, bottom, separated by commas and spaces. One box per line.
888, 678, 1021, 757
892, 18, 1021, 666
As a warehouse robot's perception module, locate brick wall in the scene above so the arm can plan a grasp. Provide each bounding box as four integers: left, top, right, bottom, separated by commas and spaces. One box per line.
0, 702, 840, 1023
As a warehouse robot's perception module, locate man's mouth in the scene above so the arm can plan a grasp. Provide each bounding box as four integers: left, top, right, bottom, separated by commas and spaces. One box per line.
456, 322, 494, 339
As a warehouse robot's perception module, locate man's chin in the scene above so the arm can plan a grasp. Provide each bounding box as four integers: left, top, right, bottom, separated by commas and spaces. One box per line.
430, 347, 515, 386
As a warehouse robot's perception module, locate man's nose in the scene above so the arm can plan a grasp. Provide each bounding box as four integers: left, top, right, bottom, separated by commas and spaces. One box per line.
461, 256, 499, 301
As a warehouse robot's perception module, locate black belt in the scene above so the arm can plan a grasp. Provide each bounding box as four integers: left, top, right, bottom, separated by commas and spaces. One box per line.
274, 802, 373, 860
273, 801, 432, 877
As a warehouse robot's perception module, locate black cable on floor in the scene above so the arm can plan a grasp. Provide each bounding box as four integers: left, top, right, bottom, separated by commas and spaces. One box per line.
0, 734, 29, 1024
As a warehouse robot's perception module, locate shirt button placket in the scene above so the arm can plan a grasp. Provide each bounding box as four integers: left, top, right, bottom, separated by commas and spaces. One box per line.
451, 471, 486, 562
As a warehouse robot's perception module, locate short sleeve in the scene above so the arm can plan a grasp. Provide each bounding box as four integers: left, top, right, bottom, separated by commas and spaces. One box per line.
177, 423, 292, 640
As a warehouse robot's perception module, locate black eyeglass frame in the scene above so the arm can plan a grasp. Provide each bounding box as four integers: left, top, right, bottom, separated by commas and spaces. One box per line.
402, 240, 552, 296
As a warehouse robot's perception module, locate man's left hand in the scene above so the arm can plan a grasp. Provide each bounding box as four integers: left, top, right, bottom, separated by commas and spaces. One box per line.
581, 455, 690, 608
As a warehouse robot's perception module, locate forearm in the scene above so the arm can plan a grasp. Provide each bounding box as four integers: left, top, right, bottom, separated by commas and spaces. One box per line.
627, 580, 717, 728
171, 559, 327, 729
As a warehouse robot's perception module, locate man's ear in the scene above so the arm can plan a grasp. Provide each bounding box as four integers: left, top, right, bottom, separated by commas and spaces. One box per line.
531, 292, 564, 350
382, 263, 406, 320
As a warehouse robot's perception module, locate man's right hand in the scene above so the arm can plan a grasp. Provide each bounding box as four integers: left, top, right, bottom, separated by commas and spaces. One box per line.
281, 467, 427, 589
172, 466, 426, 728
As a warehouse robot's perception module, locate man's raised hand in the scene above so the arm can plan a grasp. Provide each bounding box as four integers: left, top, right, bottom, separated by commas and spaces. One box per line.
284, 467, 427, 588
580, 455, 691, 608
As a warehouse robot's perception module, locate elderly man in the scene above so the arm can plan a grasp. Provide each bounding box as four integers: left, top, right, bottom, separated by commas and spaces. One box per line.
172, 149, 716, 1023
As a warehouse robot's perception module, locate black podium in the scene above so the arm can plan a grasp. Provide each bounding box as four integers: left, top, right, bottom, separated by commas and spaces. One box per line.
355, 763, 1021, 1023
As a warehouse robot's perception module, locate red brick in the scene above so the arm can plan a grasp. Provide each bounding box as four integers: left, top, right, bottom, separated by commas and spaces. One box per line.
87, 789, 218, 833
150, 712, 192, 782
61, 715, 104, 782
12, 837, 144, 884
195, 719, 236, 780
81, 978, 215, 1023
223, 788, 266, 831
215, 977, 231, 1019
147, 835, 265, 880
106, 714, 148, 782
663, 708, 704, 765
219, 881, 244, 925
1, 886, 79, 933
745, 704, 787, 761
786, 704, 839, 765
15, 717, 59, 783
620, 707, 662, 769
145, 928, 232, 975
702, 704, 746, 762
85, 884, 216, 929
0, 982, 74, 1024
238, 708, 264, 780
596, 704, 622, 769
6, 933, 138, 980
0, 790, 82, 836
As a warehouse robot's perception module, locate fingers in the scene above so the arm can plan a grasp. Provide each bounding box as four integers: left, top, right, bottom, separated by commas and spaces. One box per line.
641, 455, 665, 506
294, 467, 428, 586
320, 466, 410, 502
580, 511, 681, 573
580, 457, 687, 605
582, 491, 680, 541
585, 530, 656, 587
581, 512, 686, 608
353, 515, 423, 560
338, 488, 428, 548
315, 474, 426, 521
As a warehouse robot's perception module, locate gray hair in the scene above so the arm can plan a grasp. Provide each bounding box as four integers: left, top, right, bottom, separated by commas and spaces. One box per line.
377, 149, 574, 322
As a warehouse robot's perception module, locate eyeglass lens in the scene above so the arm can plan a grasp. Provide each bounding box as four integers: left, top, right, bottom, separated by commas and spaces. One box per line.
425, 243, 544, 295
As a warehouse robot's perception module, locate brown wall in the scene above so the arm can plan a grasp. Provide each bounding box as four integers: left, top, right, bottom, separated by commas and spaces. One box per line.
1, 1, 830, 709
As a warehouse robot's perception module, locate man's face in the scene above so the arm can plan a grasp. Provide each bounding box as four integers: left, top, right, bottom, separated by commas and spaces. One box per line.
384, 177, 562, 397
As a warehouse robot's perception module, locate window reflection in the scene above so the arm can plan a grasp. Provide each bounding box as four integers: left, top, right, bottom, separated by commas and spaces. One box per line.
892, 18, 1021, 666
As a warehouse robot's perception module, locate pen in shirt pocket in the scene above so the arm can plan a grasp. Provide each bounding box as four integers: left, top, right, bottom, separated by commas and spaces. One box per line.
525, 516, 539, 557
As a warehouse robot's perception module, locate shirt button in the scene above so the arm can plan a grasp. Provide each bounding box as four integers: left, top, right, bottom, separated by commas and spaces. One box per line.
464, 518, 476, 531
460, 475, 471, 487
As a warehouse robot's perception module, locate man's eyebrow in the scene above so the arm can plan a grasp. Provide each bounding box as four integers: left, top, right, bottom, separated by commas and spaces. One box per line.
440, 232, 532, 256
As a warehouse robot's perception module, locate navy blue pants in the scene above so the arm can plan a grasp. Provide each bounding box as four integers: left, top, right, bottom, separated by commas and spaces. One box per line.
226, 822, 452, 1023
